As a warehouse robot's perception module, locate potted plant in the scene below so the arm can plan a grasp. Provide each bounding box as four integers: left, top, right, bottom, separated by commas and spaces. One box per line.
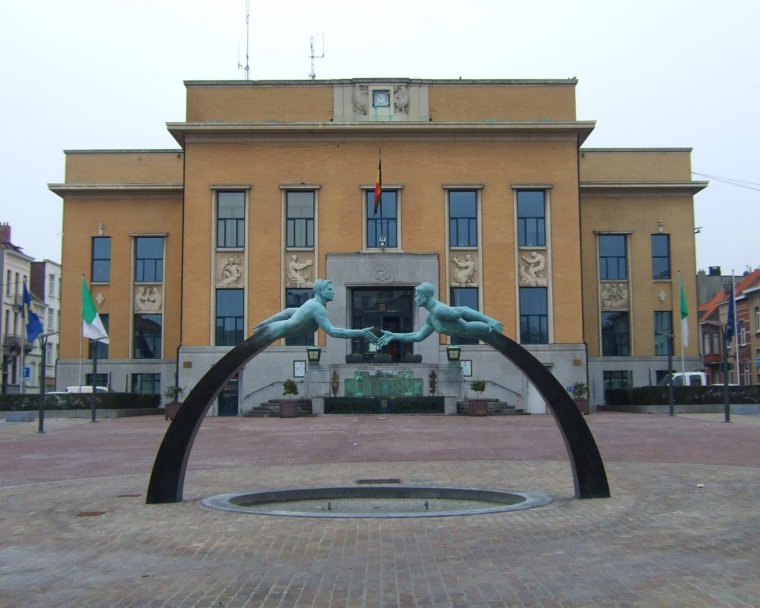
345, 353, 364, 364
468, 379, 488, 416
279, 378, 299, 418
570, 381, 590, 415
373, 352, 392, 363
163, 385, 185, 420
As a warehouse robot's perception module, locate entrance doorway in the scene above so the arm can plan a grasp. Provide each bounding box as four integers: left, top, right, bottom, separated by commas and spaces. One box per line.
351, 288, 414, 363
218, 374, 239, 416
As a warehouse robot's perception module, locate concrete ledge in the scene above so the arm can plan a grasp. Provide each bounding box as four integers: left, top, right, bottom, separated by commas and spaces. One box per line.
5, 411, 36, 422
598, 404, 760, 415
2, 408, 164, 420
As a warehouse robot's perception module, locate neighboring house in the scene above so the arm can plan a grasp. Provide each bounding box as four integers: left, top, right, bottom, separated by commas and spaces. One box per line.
31, 259, 62, 392
49, 78, 707, 412
0, 223, 37, 394
699, 268, 760, 385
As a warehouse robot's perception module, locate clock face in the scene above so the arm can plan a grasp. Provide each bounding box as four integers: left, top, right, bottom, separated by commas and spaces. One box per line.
372, 89, 391, 107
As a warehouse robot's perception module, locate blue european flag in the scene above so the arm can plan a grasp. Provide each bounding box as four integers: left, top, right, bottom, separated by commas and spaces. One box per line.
22, 283, 44, 343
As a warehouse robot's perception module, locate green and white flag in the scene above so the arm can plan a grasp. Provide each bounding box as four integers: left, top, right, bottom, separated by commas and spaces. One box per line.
82, 278, 109, 343
679, 274, 689, 348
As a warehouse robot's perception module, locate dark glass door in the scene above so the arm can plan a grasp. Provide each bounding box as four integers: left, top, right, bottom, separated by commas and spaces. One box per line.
351, 288, 414, 363
218, 375, 239, 416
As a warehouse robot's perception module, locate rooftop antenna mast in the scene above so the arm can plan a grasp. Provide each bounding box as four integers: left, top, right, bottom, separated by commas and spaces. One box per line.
238, 0, 250, 80
309, 33, 324, 80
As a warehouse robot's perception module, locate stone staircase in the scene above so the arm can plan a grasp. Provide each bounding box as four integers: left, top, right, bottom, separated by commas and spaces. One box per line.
456, 399, 528, 416
242, 399, 314, 418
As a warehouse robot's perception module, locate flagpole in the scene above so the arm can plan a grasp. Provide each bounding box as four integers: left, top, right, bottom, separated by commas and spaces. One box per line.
731, 272, 739, 384
377, 148, 385, 250
20, 281, 26, 395
679, 271, 686, 378
79, 275, 84, 391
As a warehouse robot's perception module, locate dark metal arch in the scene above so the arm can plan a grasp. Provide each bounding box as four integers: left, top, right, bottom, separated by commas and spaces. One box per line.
146, 330, 609, 504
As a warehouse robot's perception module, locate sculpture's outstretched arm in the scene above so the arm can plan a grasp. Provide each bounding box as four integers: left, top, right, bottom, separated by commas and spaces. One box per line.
377, 321, 434, 347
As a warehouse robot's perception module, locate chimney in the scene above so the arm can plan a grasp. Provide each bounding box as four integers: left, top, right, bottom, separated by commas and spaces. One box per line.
0, 222, 9, 242
708, 266, 721, 276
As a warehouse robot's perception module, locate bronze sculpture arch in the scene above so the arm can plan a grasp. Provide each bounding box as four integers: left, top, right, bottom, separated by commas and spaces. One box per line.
146, 328, 610, 504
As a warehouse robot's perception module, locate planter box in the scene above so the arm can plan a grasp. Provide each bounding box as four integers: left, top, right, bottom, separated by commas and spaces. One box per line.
373, 354, 392, 363
164, 402, 181, 420
469, 399, 488, 416
345, 355, 364, 364
573, 399, 590, 415
405, 354, 422, 363
279, 400, 298, 418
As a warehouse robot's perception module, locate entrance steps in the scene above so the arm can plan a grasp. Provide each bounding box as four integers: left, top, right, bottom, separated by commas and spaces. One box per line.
243, 399, 314, 418
456, 399, 527, 416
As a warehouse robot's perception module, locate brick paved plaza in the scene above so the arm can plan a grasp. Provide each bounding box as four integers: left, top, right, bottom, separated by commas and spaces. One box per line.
1, 412, 759, 607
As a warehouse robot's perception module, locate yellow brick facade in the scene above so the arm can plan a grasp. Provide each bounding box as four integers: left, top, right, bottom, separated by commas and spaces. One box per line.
50, 79, 705, 410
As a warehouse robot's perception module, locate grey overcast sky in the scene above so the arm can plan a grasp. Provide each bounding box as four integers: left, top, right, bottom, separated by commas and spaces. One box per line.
1, 0, 757, 274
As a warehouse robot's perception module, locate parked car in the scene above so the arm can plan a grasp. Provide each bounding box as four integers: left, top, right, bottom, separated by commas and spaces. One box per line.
65, 386, 111, 393
656, 372, 708, 387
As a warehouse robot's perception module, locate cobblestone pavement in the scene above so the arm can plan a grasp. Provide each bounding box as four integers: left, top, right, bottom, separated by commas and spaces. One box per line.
1, 412, 759, 607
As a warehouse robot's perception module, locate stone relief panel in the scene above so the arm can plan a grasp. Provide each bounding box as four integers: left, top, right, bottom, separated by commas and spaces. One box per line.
393, 85, 410, 115
600, 282, 630, 310
286, 253, 314, 287
216, 254, 244, 288
352, 84, 368, 116
451, 252, 478, 286
519, 251, 549, 287
134, 285, 163, 313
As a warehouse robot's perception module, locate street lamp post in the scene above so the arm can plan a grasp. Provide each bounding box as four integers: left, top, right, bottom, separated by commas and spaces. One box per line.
656, 330, 675, 416
36, 331, 58, 434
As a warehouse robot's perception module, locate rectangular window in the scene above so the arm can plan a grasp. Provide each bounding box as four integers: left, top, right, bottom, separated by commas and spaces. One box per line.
285, 289, 315, 346
135, 237, 164, 282
755, 307, 760, 333
517, 191, 546, 247
740, 321, 747, 345
651, 234, 670, 280
217, 191, 246, 248
132, 373, 161, 394
366, 190, 398, 248
743, 362, 751, 385
449, 190, 477, 247
703, 332, 711, 355
519, 287, 549, 344
92, 237, 111, 282
286, 191, 315, 248
48, 274, 56, 297
601, 311, 630, 356
134, 313, 161, 359
215, 289, 244, 346
654, 311, 673, 356
45, 343, 53, 366
603, 370, 632, 390
85, 373, 109, 387
599, 235, 627, 280
88, 314, 109, 359
5, 270, 10, 296
450, 287, 479, 345
46, 309, 55, 332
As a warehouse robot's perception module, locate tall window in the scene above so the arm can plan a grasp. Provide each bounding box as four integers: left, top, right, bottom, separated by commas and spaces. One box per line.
517, 191, 546, 247
755, 307, 760, 332
48, 274, 56, 297
132, 373, 161, 394
4, 270, 10, 295
651, 234, 670, 280
215, 289, 244, 346
654, 311, 672, 356
88, 314, 109, 359
449, 190, 477, 247
134, 314, 161, 359
285, 289, 315, 346
135, 237, 164, 282
740, 320, 747, 345
599, 235, 627, 280
602, 311, 630, 356
92, 237, 111, 282
217, 191, 245, 248
366, 190, 397, 248
286, 191, 314, 248
520, 287, 548, 344
450, 287, 479, 345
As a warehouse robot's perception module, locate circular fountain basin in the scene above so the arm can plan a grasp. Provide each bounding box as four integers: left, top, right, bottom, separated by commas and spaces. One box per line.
202, 486, 552, 518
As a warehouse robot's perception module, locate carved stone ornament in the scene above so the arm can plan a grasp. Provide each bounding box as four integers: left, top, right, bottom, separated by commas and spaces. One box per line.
134, 285, 163, 313
217, 254, 244, 288
519, 251, 549, 287
375, 262, 390, 282
451, 252, 478, 286
658, 289, 667, 303
95, 292, 105, 307
600, 282, 629, 310
393, 85, 410, 115
286, 254, 314, 287
352, 84, 368, 115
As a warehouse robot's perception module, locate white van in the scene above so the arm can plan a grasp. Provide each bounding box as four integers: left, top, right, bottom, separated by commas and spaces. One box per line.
65, 386, 111, 394
656, 372, 708, 387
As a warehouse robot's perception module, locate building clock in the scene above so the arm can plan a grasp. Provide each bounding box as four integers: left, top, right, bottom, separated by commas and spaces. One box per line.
372, 89, 391, 108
